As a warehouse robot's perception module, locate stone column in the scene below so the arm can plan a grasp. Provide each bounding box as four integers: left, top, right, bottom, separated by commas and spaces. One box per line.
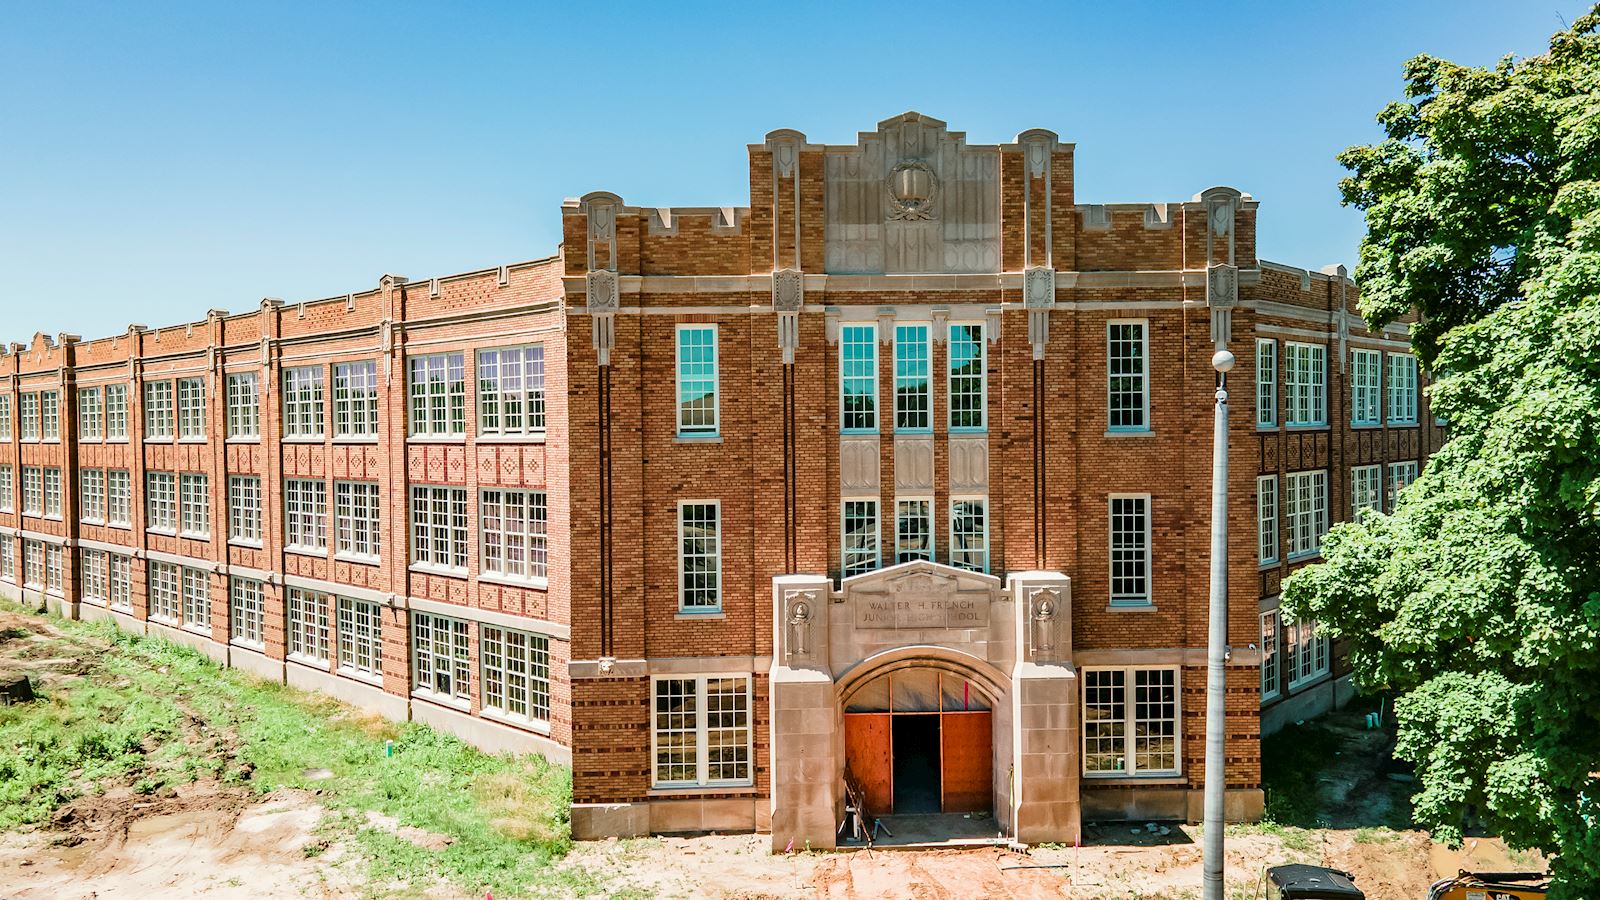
768, 573, 839, 851
1006, 570, 1080, 844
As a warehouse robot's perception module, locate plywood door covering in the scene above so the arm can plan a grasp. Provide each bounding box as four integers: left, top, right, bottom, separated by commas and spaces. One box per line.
842, 670, 994, 815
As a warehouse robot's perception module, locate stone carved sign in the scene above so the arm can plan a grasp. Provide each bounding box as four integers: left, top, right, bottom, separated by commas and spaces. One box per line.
854, 572, 990, 630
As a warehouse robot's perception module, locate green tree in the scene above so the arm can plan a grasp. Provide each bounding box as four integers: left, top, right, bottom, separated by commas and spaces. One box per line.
1280, 9, 1600, 895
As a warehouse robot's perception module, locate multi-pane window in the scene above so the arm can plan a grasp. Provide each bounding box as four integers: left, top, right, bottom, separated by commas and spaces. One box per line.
1286, 619, 1330, 688
179, 473, 210, 537
410, 486, 468, 571
893, 324, 931, 432
44, 544, 63, 593
80, 550, 107, 604
80, 468, 105, 523
408, 353, 466, 436
284, 478, 327, 550
481, 625, 551, 724
412, 612, 470, 700
480, 489, 547, 581
1284, 342, 1327, 426
1387, 353, 1418, 425
282, 366, 325, 437
1255, 338, 1276, 428
333, 361, 379, 437
949, 323, 985, 430
177, 377, 206, 439
22, 467, 42, 515
227, 372, 260, 438
287, 588, 330, 663
1350, 349, 1382, 426
0, 540, 12, 581
950, 499, 988, 572
144, 381, 174, 438
676, 326, 719, 436
679, 501, 721, 611
336, 597, 383, 678
42, 468, 61, 518
1285, 470, 1329, 559
840, 324, 878, 432
107, 470, 131, 526
40, 391, 59, 440
1260, 610, 1280, 701
1351, 465, 1383, 520
1109, 495, 1151, 606
230, 577, 265, 648
106, 384, 128, 439
1388, 461, 1419, 511
1082, 667, 1179, 776
23, 541, 43, 588
182, 567, 210, 628
0, 395, 9, 440
109, 555, 131, 610
1257, 475, 1279, 565
1107, 321, 1149, 431
20, 393, 39, 440
148, 561, 181, 622
0, 465, 10, 512
334, 481, 381, 560
652, 675, 752, 787
229, 476, 262, 543
894, 498, 932, 563
477, 346, 546, 436
842, 499, 879, 577
79, 388, 103, 440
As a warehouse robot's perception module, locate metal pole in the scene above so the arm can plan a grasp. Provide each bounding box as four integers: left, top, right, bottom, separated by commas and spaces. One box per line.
1203, 349, 1235, 900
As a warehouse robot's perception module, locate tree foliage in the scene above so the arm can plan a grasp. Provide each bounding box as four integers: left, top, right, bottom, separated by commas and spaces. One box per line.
1281, 9, 1600, 895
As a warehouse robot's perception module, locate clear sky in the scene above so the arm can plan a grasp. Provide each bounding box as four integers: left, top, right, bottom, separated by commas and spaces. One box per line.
0, 0, 1584, 342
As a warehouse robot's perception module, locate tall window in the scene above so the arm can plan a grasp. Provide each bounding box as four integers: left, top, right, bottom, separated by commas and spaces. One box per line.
81, 549, 107, 603
1255, 338, 1276, 428
106, 384, 128, 439
148, 561, 181, 622
1109, 495, 1151, 606
80, 468, 105, 523
333, 361, 379, 437
679, 501, 721, 611
0, 466, 10, 512
21, 467, 42, 515
408, 353, 466, 436
0, 395, 9, 440
42, 467, 61, 518
334, 481, 381, 560
23, 541, 43, 588
179, 473, 209, 537
1260, 611, 1280, 701
1350, 349, 1381, 426
177, 377, 206, 439
480, 488, 547, 582
652, 675, 752, 787
411, 486, 467, 571
144, 381, 174, 438
230, 577, 265, 648
284, 478, 327, 550
282, 366, 325, 437
676, 325, 719, 436
477, 345, 545, 436
1257, 475, 1279, 565
841, 499, 879, 576
950, 499, 988, 572
146, 472, 177, 532
107, 470, 131, 526
1351, 465, 1382, 520
287, 588, 330, 663
20, 393, 38, 440
481, 625, 551, 724
1387, 353, 1418, 425
1107, 321, 1149, 431
893, 324, 931, 432
1082, 667, 1179, 776
1284, 343, 1327, 426
336, 597, 383, 678
0, 540, 12, 582
894, 498, 932, 563
949, 323, 985, 430
229, 476, 262, 543
182, 567, 210, 628
1285, 470, 1329, 559
227, 372, 260, 438
109, 555, 131, 610
412, 611, 470, 700
1286, 619, 1330, 689
40, 391, 59, 440
840, 324, 877, 432
1388, 460, 1419, 511
79, 388, 103, 440
44, 545, 63, 593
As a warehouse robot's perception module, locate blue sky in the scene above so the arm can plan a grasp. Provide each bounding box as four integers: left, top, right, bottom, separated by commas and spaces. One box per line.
0, 1, 1583, 342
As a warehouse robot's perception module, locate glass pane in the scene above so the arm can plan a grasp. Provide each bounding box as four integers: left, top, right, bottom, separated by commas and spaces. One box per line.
844, 674, 891, 713
891, 668, 940, 712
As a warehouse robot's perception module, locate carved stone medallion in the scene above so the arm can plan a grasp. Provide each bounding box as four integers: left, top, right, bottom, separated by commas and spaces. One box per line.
885, 160, 939, 221
586, 269, 619, 313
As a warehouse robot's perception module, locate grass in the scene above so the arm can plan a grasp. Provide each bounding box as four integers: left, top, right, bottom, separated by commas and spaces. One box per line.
0, 601, 594, 897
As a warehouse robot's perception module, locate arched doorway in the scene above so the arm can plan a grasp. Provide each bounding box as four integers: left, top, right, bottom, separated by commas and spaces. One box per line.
841, 666, 994, 817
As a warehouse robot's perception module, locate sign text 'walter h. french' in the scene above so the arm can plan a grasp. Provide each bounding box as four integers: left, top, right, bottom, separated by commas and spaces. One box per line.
855, 594, 990, 630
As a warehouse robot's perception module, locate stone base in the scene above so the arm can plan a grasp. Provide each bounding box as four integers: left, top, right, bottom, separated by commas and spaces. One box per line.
229, 644, 286, 683
1184, 788, 1265, 824
412, 697, 571, 765
1081, 785, 1263, 823
286, 661, 408, 721
43, 595, 78, 620
572, 802, 650, 840
147, 620, 228, 663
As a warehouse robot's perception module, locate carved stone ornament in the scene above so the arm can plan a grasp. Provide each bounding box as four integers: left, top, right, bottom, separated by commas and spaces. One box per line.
586, 269, 619, 313
1028, 586, 1062, 655
772, 268, 804, 312
1206, 264, 1238, 309
1023, 266, 1056, 309
1209, 200, 1234, 237
785, 589, 819, 658
588, 201, 616, 243
885, 160, 939, 221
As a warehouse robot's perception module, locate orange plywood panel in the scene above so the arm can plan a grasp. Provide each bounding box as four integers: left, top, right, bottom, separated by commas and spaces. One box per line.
940, 710, 992, 813
844, 712, 893, 817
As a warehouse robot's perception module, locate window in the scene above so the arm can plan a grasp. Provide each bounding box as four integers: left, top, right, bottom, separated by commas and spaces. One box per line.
79, 388, 103, 440
0, 540, 14, 581
1284, 342, 1327, 426
106, 384, 128, 439
80, 468, 105, 523
1109, 495, 1151, 606
230, 577, 265, 648
40, 391, 59, 440
1285, 470, 1329, 559
1351, 465, 1382, 520
676, 325, 719, 436
408, 353, 466, 437
1255, 339, 1276, 428
477, 346, 545, 436
480, 488, 547, 581
894, 498, 932, 563
1387, 353, 1418, 425
227, 372, 260, 438
950, 499, 988, 572
893, 324, 931, 432
336, 597, 383, 678
44, 544, 63, 594
1107, 321, 1149, 431
842, 499, 879, 577
1388, 461, 1419, 511
283, 366, 325, 437
182, 567, 210, 628
652, 675, 752, 787
21, 467, 42, 515
0, 466, 10, 512
287, 588, 330, 663
146, 471, 179, 529
333, 361, 379, 437
679, 501, 721, 611
412, 612, 470, 701
410, 486, 467, 571
1082, 667, 1179, 776
0, 395, 9, 440
20, 393, 39, 440
144, 381, 174, 438
284, 479, 327, 551
840, 324, 878, 432
229, 476, 262, 543
178, 377, 206, 439
1260, 610, 1280, 701
1257, 475, 1279, 565
109, 555, 131, 610
1286, 619, 1330, 689
107, 470, 131, 526
949, 323, 985, 430
23, 541, 43, 588
481, 625, 551, 724
148, 561, 181, 622
334, 481, 381, 560
42, 468, 61, 518
1350, 349, 1381, 426
179, 473, 209, 537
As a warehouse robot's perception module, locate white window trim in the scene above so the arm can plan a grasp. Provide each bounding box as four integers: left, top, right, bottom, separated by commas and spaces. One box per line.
1080, 665, 1182, 778
677, 499, 723, 613
1286, 619, 1331, 691
333, 480, 382, 563
1108, 492, 1153, 607
475, 345, 547, 438
1255, 338, 1277, 429
947, 321, 986, 433
478, 487, 548, 585
479, 623, 553, 728
840, 497, 880, 577
948, 495, 989, 574
1106, 319, 1151, 433
1350, 348, 1382, 427
1351, 464, 1382, 521
227, 371, 261, 440
839, 322, 879, 435
649, 674, 754, 789
407, 352, 467, 438
410, 485, 468, 573
1257, 475, 1279, 566
1387, 352, 1419, 426
675, 324, 720, 437
1260, 610, 1281, 702
1284, 341, 1328, 427
892, 322, 932, 434
893, 495, 934, 564
1284, 469, 1329, 561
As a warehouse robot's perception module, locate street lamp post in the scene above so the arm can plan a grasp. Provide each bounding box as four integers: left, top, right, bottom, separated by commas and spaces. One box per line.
1202, 348, 1235, 900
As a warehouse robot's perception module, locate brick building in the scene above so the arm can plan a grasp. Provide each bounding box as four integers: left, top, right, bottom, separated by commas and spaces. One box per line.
0, 112, 1442, 850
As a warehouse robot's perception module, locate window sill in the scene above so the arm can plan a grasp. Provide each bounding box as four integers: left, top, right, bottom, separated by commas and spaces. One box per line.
282, 435, 325, 443
110, 603, 133, 614
287, 654, 331, 672
406, 435, 467, 444
673, 434, 722, 444
178, 437, 208, 445
143, 437, 175, 444
409, 563, 468, 580
149, 614, 181, 628
179, 532, 211, 541
675, 609, 725, 620
480, 707, 554, 736
336, 666, 384, 686
1350, 422, 1381, 430
108, 523, 132, 531
225, 436, 262, 444
948, 427, 988, 436
285, 546, 327, 558
228, 538, 264, 549
840, 429, 880, 437
1258, 560, 1278, 571
1284, 423, 1328, 431
231, 639, 266, 653
82, 518, 105, 527
334, 553, 381, 567
182, 624, 213, 638
80, 437, 104, 444
331, 436, 379, 444
1082, 774, 1185, 785
106, 438, 130, 444
475, 434, 547, 444
1386, 421, 1419, 429
1107, 602, 1155, 612
1285, 552, 1323, 564
411, 690, 471, 713
1287, 671, 1333, 693
1104, 429, 1153, 438
147, 528, 178, 537
478, 571, 548, 590
647, 783, 757, 797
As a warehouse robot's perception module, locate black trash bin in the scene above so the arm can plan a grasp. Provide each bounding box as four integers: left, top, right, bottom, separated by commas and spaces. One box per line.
1266, 864, 1366, 899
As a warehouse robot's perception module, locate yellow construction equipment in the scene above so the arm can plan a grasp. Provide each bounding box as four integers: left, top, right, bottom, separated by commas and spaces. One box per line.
1263, 865, 1551, 899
